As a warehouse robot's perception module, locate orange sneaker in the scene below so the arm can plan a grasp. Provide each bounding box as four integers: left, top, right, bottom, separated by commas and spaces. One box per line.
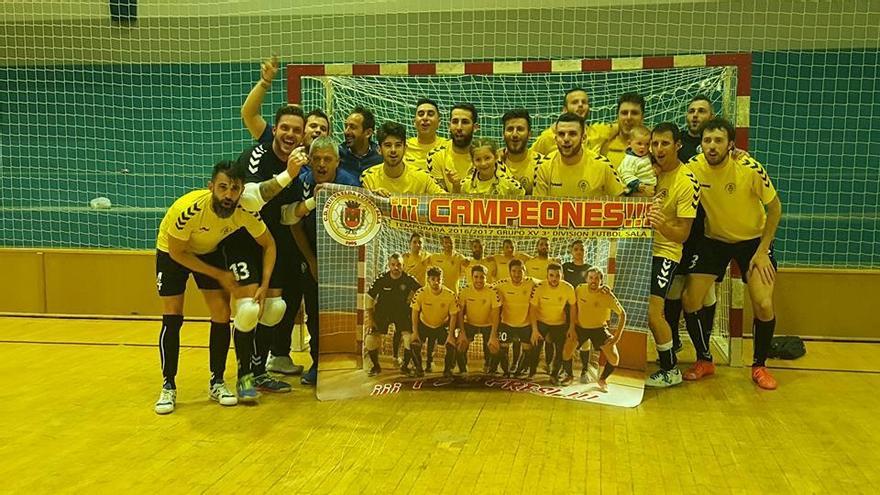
683, 360, 716, 381
751, 366, 778, 390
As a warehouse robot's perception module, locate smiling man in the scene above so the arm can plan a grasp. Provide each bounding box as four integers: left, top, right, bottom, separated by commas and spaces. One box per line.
499, 108, 548, 195
361, 121, 446, 197
404, 98, 449, 172
339, 106, 383, 178
597, 93, 647, 168
427, 103, 480, 192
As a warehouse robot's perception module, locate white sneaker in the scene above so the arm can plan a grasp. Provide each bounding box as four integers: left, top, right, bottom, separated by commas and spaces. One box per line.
155, 388, 176, 415
209, 382, 238, 406
266, 354, 305, 375
646, 368, 683, 388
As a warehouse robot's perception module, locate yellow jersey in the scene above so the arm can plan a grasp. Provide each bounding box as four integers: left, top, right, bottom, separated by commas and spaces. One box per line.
459, 285, 502, 327
426, 143, 473, 191
361, 163, 447, 195
653, 163, 701, 262
523, 257, 561, 281
599, 132, 629, 169
574, 285, 623, 328
465, 259, 497, 287
427, 251, 468, 292
491, 254, 528, 281
530, 280, 576, 325
411, 286, 458, 328
687, 154, 778, 243
460, 167, 525, 196
530, 123, 615, 157
402, 251, 432, 285
156, 189, 266, 255
494, 277, 536, 327
501, 150, 548, 195
534, 150, 626, 198
404, 136, 450, 172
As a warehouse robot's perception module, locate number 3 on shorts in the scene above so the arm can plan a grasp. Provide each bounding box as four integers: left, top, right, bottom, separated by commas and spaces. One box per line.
229, 262, 250, 282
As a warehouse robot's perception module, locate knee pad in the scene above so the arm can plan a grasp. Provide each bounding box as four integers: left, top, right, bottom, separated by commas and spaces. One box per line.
233, 297, 260, 332
704, 284, 718, 306
365, 334, 381, 351
667, 275, 685, 300
402, 332, 412, 348
259, 297, 287, 326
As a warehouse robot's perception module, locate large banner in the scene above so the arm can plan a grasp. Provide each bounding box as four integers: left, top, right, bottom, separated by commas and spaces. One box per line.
316, 185, 653, 408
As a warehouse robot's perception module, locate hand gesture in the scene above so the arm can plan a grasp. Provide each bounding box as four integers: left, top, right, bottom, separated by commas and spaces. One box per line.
444, 168, 462, 191
648, 201, 666, 230
217, 271, 238, 294
488, 335, 500, 355
261, 55, 279, 84
253, 285, 267, 307
749, 250, 776, 285
530, 330, 543, 347
287, 146, 308, 177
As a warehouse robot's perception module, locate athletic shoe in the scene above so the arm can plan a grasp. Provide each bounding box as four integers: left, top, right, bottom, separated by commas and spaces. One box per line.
300, 366, 317, 386
400, 366, 413, 377
367, 366, 381, 377
596, 379, 608, 392
579, 370, 589, 384
751, 366, 778, 390
560, 374, 574, 386
425, 363, 433, 373
254, 374, 292, 393
684, 360, 716, 381
237, 373, 259, 402
210, 382, 238, 406
549, 374, 560, 386
154, 387, 176, 415
394, 356, 403, 366
266, 354, 304, 376
443, 370, 454, 378
414, 368, 425, 378
646, 368, 683, 388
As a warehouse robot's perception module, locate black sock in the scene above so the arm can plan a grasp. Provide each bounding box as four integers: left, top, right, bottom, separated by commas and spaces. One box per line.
481, 332, 491, 367
563, 359, 573, 376
657, 343, 675, 371
159, 314, 184, 389
544, 340, 554, 369
426, 337, 436, 368
513, 348, 527, 374
752, 317, 776, 367
368, 349, 380, 369
512, 341, 521, 369
684, 311, 712, 362
392, 329, 401, 359
665, 299, 683, 348
402, 348, 412, 369
499, 348, 510, 373
410, 342, 423, 371
579, 350, 590, 374
443, 343, 456, 373
551, 341, 564, 377
233, 329, 255, 378
251, 323, 273, 376
600, 362, 615, 381
457, 348, 468, 373
529, 346, 541, 375
701, 303, 717, 342
209, 321, 231, 385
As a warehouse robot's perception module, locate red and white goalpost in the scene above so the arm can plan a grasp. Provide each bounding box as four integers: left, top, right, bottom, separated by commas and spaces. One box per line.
287, 53, 751, 367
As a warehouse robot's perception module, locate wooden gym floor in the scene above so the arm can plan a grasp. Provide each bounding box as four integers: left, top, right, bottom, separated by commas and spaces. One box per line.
0, 316, 878, 494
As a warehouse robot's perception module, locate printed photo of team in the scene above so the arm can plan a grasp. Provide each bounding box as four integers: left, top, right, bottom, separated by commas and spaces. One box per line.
153, 54, 782, 413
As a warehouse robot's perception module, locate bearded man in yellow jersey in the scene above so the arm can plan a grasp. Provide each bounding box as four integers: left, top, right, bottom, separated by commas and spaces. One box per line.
633, 123, 702, 388
450, 265, 502, 377
500, 108, 548, 194
529, 88, 615, 158
564, 268, 626, 391
490, 239, 530, 281
523, 237, 560, 281
428, 235, 468, 294
427, 103, 480, 192
683, 118, 783, 390
403, 98, 450, 171
597, 93, 647, 168
529, 263, 577, 384
153, 161, 276, 414
410, 266, 459, 377
534, 113, 626, 198
493, 259, 536, 378
361, 121, 447, 197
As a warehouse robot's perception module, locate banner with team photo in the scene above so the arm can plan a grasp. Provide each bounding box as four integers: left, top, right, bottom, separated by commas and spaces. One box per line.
315, 184, 653, 408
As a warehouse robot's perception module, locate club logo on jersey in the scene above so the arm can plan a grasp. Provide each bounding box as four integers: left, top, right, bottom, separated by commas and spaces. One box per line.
725, 182, 736, 194
578, 180, 590, 192
323, 190, 382, 247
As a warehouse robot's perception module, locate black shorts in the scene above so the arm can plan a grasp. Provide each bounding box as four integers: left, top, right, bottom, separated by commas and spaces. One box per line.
417, 321, 447, 341
676, 244, 726, 282
498, 323, 530, 344
155, 250, 225, 297
576, 326, 611, 349
691, 236, 777, 283
372, 311, 412, 335
222, 227, 297, 290
537, 321, 567, 343
650, 256, 680, 298
463, 323, 491, 340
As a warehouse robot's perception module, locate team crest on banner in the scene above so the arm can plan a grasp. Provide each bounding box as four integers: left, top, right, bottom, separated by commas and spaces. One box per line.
322, 190, 382, 246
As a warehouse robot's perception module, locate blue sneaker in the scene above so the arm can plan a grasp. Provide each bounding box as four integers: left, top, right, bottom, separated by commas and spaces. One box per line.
300, 366, 317, 386
254, 374, 292, 393
237, 373, 259, 402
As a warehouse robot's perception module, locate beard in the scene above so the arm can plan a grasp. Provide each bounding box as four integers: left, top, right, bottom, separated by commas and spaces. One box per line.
505, 140, 527, 155
213, 196, 237, 218
452, 133, 473, 149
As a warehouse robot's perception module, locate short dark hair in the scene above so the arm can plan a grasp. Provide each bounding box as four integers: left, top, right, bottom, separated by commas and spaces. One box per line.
556, 112, 585, 130
689, 94, 712, 107
350, 106, 376, 131
700, 117, 736, 142
376, 121, 407, 144
651, 122, 682, 143
274, 105, 306, 126
501, 108, 531, 130
587, 266, 605, 279
502, 239, 514, 248
415, 98, 440, 114
409, 232, 421, 242
306, 108, 330, 125
617, 92, 646, 114
570, 239, 583, 248
471, 264, 487, 275
563, 87, 588, 106
451, 102, 478, 123
427, 266, 442, 278
212, 160, 245, 182
508, 258, 523, 270
547, 262, 562, 273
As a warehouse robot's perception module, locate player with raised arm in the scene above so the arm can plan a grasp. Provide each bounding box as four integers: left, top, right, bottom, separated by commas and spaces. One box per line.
682, 118, 783, 390
534, 113, 626, 198
529, 263, 577, 384
361, 121, 447, 197
366, 254, 422, 377
565, 267, 626, 391
499, 108, 548, 194
153, 160, 276, 414
411, 267, 459, 377
427, 103, 480, 192
494, 259, 537, 378
460, 138, 525, 196
404, 98, 450, 171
